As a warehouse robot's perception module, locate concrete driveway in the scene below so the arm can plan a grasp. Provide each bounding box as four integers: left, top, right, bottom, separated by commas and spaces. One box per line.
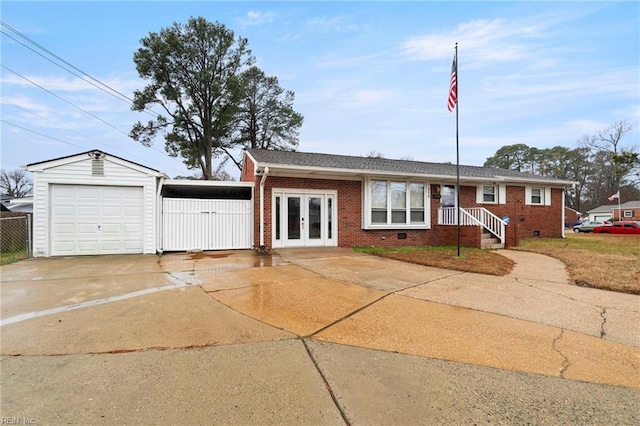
1, 249, 638, 425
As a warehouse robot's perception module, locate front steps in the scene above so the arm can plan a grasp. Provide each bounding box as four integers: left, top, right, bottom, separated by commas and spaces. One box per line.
481, 230, 504, 250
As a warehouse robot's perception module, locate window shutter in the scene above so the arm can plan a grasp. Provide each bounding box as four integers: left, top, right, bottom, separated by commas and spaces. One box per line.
524, 186, 532, 205
476, 186, 484, 204
498, 185, 506, 204
544, 187, 552, 206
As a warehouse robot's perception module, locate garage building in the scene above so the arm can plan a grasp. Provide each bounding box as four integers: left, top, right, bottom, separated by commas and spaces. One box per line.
26, 150, 253, 257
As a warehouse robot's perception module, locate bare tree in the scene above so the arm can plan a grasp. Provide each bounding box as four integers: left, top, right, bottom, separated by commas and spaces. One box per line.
579, 119, 639, 206
0, 169, 32, 198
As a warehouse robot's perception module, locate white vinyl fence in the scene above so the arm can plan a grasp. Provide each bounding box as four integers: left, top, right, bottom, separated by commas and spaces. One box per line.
162, 198, 252, 251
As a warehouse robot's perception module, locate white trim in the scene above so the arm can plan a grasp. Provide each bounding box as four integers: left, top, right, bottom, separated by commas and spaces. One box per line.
476, 184, 506, 204
498, 184, 506, 205
26, 152, 165, 177
544, 187, 552, 206
163, 180, 254, 188
525, 186, 549, 206
259, 167, 269, 249
363, 178, 430, 230
271, 188, 338, 248
623, 210, 633, 218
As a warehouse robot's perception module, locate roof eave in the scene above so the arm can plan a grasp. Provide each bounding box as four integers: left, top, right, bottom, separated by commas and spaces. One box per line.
254, 163, 577, 185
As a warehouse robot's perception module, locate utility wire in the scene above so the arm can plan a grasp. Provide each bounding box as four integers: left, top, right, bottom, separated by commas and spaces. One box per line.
1, 64, 179, 165
2, 119, 89, 150
0, 21, 188, 174
6, 103, 159, 166
2, 64, 130, 136
0, 21, 159, 118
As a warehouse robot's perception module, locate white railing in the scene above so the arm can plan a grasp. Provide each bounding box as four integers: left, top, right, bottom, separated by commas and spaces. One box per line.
438, 207, 506, 244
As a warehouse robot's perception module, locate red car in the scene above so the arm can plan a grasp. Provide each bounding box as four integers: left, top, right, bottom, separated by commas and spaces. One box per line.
592, 221, 640, 234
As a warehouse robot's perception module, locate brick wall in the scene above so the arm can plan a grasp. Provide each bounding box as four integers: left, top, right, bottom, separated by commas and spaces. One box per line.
613, 208, 640, 221
241, 160, 563, 250
459, 185, 565, 246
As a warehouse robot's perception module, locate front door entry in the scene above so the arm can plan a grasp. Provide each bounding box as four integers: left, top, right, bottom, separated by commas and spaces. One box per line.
273, 190, 336, 248
285, 194, 325, 247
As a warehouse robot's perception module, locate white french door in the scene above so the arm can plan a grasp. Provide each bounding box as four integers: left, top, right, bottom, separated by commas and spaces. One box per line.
273, 190, 337, 248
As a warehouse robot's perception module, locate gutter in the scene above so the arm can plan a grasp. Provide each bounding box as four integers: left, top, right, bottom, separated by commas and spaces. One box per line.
259, 167, 269, 252
156, 176, 165, 254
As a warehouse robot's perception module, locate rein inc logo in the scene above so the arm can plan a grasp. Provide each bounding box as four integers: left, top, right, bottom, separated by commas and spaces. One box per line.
1, 418, 35, 425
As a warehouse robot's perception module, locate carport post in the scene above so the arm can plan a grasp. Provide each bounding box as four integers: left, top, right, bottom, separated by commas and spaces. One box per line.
259, 167, 269, 250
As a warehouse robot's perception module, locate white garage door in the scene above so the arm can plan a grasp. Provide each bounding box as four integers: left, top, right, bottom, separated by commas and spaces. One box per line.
50, 185, 144, 256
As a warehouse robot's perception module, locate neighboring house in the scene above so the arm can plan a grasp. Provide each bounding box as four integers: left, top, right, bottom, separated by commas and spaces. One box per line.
24, 148, 576, 258
240, 149, 576, 251
612, 200, 640, 221
6, 197, 33, 213
564, 206, 582, 226
587, 204, 617, 222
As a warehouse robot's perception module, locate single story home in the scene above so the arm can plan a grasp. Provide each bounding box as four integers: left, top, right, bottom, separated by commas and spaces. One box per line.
240, 149, 575, 252
564, 206, 582, 227
612, 201, 640, 221
25, 149, 576, 257
4, 197, 34, 213
586, 204, 617, 223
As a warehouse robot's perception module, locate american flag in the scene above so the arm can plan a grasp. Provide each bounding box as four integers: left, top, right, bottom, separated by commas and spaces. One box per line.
447, 53, 457, 112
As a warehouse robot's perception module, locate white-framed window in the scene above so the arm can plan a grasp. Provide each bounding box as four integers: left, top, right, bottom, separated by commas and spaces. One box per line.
623, 210, 633, 218
365, 179, 428, 228
531, 188, 542, 204
476, 184, 506, 204
525, 186, 551, 206
483, 185, 496, 203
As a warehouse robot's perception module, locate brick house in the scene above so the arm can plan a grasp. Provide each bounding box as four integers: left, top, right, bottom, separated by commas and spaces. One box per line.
241, 149, 576, 250
612, 201, 640, 221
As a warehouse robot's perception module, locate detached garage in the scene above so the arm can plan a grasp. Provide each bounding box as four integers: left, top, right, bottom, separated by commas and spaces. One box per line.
25, 149, 255, 257
26, 150, 164, 257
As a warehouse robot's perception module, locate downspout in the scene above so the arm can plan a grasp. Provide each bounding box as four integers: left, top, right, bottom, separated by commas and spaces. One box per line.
156, 176, 165, 254
561, 186, 566, 239
259, 167, 269, 252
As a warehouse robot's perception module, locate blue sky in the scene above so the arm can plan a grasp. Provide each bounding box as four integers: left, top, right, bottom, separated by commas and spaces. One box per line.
1, 1, 638, 179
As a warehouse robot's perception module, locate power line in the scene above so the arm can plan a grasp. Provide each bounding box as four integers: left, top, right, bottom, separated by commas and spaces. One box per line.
0, 64, 180, 166
2, 119, 89, 150
0, 21, 160, 119
5, 103, 159, 165
0, 21, 190, 174
2, 64, 130, 136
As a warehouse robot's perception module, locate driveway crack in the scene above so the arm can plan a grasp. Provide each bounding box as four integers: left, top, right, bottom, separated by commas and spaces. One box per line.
301, 339, 350, 426
599, 306, 607, 338
552, 329, 569, 378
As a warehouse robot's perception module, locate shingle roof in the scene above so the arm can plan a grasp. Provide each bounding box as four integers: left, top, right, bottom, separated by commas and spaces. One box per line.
619, 200, 640, 208
246, 149, 575, 184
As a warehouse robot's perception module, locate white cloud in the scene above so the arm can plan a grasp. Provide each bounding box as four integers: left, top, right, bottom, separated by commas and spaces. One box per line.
238, 10, 276, 26
315, 52, 386, 69
401, 18, 547, 67
306, 15, 361, 33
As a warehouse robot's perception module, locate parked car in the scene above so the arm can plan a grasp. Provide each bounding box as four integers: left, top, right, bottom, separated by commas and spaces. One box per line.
592, 221, 640, 235
573, 221, 606, 233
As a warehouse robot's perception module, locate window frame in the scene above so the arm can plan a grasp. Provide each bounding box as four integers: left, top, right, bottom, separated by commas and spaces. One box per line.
525, 186, 551, 206
364, 178, 429, 229
530, 187, 542, 205
623, 210, 633, 218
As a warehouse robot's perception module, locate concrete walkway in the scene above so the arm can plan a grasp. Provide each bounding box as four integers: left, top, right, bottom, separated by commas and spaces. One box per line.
1, 249, 638, 424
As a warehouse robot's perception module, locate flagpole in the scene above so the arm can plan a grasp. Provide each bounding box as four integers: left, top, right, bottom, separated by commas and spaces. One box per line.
454, 43, 460, 257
